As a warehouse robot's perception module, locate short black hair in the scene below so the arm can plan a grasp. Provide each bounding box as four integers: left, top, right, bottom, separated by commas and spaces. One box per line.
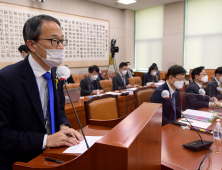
191, 66, 205, 80
215, 67, 222, 76
119, 62, 127, 68
167, 65, 186, 79
148, 63, 158, 73
88, 65, 99, 73
126, 62, 130, 64
18, 45, 29, 53
23, 15, 61, 50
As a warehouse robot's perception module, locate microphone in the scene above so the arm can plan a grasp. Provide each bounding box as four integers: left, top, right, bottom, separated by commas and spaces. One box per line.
56, 66, 89, 149
161, 90, 213, 152
198, 89, 206, 95
217, 87, 222, 92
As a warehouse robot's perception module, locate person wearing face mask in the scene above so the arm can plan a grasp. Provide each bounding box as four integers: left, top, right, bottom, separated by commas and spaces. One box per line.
151, 65, 186, 126
112, 62, 138, 91
142, 63, 158, 86
80, 65, 104, 96
206, 67, 222, 100
125, 62, 135, 78
18, 45, 29, 58
186, 66, 219, 110
0, 15, 84, 170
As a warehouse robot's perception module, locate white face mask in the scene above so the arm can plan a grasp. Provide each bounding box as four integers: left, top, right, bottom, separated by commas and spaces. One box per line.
91, 75, 98, 81
122, 70, 127, 75
21, 53, 26, 59
35, 42, 64, 67
174, 81, 184, 89
219, 77, 222, 82
127, 65, 131, 69
151, 72, 157, 76
201, 75, 208, 83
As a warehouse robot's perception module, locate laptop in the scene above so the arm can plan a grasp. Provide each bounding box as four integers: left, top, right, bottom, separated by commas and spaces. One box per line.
64, 87, 81, 104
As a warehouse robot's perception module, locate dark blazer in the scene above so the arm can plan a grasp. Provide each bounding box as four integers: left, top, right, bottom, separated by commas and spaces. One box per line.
206, 78, 222, 100
0, 56, 70, 170
126, 69, 135, 78
142, 72, 158, 86
98, 73, 104, 80
67, 75, 75, 84
112, 73, 129, 91
80, 76, 104, 96
151, 82, 181, 126
185, 81, 209, 110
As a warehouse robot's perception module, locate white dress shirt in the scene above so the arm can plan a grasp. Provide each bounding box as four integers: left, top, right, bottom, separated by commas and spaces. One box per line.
28, 54, 50, 149
166, 81, 176, 99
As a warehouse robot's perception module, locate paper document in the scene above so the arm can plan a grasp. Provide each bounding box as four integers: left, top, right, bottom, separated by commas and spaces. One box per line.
178, 118, 212, 129
125, 91, 133, 95
63, 136, 103, 154
183, 109, 217, 122
105, 92, 121, 95
126, 88, 137, 91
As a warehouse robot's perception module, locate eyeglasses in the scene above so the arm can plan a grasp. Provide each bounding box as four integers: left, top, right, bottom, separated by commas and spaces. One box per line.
36, 38, 68, 47
173, 77, 185, 81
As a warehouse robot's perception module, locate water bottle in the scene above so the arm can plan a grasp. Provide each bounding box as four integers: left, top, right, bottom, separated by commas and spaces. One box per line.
213, 119, 222, 153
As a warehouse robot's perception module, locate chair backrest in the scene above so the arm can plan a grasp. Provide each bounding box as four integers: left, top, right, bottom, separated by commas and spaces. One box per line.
100, 80, 112, 92
72, 74, 85, 83
63, 83, 80, 90
84, 95, 119, 124
134, 87, 155, 108
128, 77, 142, 86
159, 71, 166, 80
205, 69, 215, 82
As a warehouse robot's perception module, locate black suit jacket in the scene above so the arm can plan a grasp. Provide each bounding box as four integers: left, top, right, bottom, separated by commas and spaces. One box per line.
206, 78, 222, 100
80, 76, 104, 96
142, 72, 158, 85
112, 73, 129, 91
151, 82, 181, 126
185, 81, 209, 110
0, 56, 70, 170
126, 69, 134, 78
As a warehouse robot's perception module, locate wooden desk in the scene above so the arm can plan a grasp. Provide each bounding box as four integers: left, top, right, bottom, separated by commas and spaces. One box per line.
65, 94, 135, 129
161, 108, 221, 170
14, 103, 162, 170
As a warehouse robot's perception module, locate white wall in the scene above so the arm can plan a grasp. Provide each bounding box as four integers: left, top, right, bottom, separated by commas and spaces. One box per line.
0, 0, 135, 74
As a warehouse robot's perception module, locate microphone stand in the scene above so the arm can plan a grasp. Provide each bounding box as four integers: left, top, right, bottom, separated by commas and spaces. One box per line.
63, 80, 89, 149
165, 94, 213, 152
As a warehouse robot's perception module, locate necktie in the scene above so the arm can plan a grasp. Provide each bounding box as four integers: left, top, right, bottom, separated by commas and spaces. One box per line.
43, 72, 56, 134
128, 70, 132, 78
172, 92, 177, 120
122, 75, 126, 86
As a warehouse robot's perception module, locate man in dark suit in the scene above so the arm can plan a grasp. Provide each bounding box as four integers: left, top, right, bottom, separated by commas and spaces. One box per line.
126, 62, 135, 78
151, 65, 186, 126
18, 44, 29, 58
112, 62, 138, 91
0, 15, 83, 170
206, 67, 222, 100
185, 66, 219, 110
80, 65, 104, 96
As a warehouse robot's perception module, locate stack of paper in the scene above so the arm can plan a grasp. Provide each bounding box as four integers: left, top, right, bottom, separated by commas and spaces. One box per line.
126, 88, 137, 91
183, 109, 217, 123
105, 92, 121, 95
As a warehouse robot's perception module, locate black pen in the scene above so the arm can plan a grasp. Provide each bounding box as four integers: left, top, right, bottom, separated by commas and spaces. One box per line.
44, 157, 64, 164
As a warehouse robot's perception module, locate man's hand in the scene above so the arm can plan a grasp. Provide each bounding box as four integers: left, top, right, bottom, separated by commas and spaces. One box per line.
46, 128, 84, 148
133, 85, 139, 88
211, 97, 218, 102
210, 102, 221, 107
99, 90, 104, 93
126, 84, 133, 88
91, 90, 97, 94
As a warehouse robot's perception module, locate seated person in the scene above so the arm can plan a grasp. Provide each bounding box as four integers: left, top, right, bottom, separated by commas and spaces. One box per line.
185, 66, 219, 110
206, 67, 222, 100
112, 62, 138, 90
142, 63, 158, 86
152, 63, 160, 80
126, 62, 135, 78
80, 65, 104, 96
151, 65, 186, 126
18, 45, 29, 58
64, 65, 75, 84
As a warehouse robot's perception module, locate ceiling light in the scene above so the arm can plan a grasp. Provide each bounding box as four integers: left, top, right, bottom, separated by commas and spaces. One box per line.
117, 0, 137, 5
